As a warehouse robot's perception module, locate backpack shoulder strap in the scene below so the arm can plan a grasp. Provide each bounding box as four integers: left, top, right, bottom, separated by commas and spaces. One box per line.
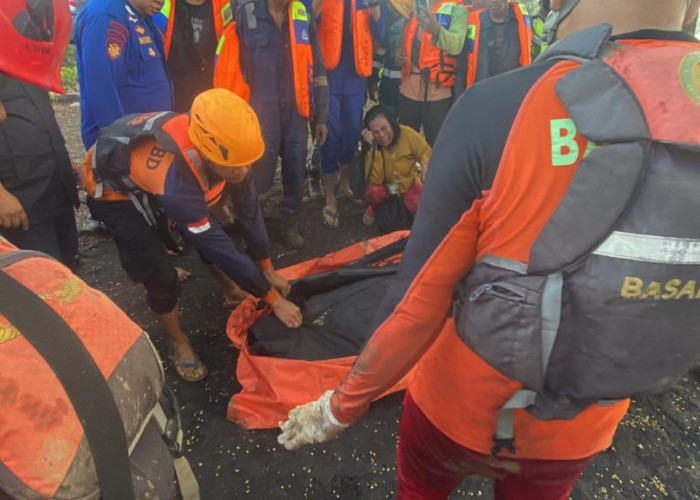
536, 23, 612, 64
528, 28, 652, 275
0, 252, 136, 500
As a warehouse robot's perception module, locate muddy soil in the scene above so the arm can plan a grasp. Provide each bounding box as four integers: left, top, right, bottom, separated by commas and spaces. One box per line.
53, 100, 700, 499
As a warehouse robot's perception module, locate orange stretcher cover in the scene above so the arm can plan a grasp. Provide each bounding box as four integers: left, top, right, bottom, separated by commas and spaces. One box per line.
226, 232, 410, 429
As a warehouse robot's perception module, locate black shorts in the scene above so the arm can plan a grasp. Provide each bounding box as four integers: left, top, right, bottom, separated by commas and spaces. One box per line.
88, 198, 178, 314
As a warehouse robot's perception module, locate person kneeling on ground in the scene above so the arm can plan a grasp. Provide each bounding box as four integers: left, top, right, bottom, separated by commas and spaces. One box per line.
83, 88, 303, 382
361, 105, 431, 231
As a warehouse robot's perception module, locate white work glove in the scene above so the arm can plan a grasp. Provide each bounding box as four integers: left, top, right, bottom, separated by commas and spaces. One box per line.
277, 390, 349, 450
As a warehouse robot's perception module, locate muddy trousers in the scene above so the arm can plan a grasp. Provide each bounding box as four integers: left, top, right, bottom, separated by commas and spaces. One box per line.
397, 392, 598, 500
88, 198, 178, 315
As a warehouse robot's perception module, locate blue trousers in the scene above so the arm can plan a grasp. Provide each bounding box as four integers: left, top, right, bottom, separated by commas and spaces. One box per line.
321, 91, 364, 174
251, 100, 309, 213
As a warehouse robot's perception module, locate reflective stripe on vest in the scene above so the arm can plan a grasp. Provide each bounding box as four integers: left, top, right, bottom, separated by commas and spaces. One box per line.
213, 8, 312, 118
318, 0, 373, 77
160, 0, 232, 59
465, 2, 532, 88
213, 23, 251, 100
403, 0, 463, 88
289, 1, 313, 118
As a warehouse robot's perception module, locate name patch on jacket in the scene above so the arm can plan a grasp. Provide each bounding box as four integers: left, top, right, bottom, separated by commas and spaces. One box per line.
292, 3, 310, 45
621, 277, 700, 300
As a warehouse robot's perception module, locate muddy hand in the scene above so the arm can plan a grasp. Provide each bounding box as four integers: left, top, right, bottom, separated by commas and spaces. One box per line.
277, 391, 348, 450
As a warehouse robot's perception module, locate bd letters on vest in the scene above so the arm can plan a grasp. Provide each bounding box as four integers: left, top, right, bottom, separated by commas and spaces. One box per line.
90, 111, 225, 224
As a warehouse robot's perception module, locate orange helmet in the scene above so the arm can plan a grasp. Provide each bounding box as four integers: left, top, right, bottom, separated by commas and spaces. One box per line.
188, 88, 265, 167
0, 0, 71, 93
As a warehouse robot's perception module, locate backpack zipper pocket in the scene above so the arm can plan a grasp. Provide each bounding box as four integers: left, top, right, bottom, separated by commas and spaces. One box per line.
469, 282, 527, 303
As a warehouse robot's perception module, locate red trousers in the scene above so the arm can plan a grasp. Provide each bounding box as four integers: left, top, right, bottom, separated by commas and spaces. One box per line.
365, 181, 423, 216
397, 392, 598, 500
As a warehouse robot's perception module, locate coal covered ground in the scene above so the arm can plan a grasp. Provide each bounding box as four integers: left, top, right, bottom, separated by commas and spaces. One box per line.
55, 100, 700, 499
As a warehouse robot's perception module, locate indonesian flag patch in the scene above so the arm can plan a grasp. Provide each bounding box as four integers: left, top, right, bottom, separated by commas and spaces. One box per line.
187, 217, 211, 234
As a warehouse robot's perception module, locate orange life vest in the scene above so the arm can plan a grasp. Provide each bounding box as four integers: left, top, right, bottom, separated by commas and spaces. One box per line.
465, 2, 532, 88
160, 0, 233, 58
212, 1, 314, 119
212, 22, 251, 101
403, 0, 465, 88
411, 37, 700, 460
83, 113, 226, 209
318, 0, 373, 77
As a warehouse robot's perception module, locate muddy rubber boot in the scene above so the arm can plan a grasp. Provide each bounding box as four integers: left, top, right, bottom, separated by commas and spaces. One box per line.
282, 220, 305, 249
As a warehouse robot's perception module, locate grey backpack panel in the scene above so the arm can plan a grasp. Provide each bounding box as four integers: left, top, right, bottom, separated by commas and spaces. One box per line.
455, 265, 547, 391
535, 142, 700, 419
0, 336, 176, 499
554, 60, 650, 143
528, 142, 647, 275
535, 24, 612, 64
55, 335, 170, 499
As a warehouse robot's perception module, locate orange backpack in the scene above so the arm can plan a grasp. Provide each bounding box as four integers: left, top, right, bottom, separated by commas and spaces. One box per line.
0, 243, 198, 499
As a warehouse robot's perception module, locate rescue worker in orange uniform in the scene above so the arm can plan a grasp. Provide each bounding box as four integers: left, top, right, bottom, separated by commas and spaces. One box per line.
83, 89, 303, 382
153, 0, 233, 111
317, 0, 383, 227
277, 0, 700, 498
457, 0, 533, 90
398, 0, 468, 146
212, 0, 330, 249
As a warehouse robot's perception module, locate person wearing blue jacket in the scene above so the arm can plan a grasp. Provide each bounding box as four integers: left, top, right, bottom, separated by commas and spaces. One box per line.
75, 0, 174, 149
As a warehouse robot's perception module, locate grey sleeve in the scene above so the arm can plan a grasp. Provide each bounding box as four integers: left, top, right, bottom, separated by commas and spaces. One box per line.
309, 15, 329, 125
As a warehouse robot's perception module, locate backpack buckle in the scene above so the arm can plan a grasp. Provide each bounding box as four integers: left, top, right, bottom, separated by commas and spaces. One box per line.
491, 436, 516, 455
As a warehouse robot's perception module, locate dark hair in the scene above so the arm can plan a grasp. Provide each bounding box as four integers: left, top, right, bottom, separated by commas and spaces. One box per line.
364, 104, 401, 146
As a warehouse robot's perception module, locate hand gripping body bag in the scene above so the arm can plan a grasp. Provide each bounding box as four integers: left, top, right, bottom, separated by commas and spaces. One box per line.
226, 232, 412, 429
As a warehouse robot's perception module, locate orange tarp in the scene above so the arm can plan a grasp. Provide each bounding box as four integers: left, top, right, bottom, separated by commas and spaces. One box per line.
226, 232, 410, 429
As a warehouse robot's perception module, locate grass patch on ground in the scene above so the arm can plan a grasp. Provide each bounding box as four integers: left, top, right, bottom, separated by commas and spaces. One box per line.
61, 45, 79, 93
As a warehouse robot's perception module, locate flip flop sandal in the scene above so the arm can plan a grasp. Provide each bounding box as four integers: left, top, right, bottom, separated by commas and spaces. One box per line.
173, 355, 208, 382
337, 186, 354, 199
322, 205, 339, 228
175, 267, 192, 283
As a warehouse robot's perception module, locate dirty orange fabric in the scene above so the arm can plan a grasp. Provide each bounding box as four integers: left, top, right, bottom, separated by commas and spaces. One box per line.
0, 243, 143, 496
82, 141, 176, 199
226, 232, 410, 429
